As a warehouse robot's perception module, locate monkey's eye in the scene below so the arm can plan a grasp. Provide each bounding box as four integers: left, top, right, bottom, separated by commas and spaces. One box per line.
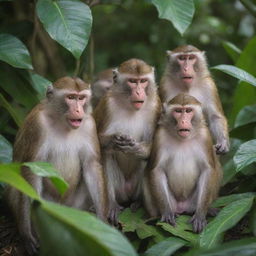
178, 55, 186, 61
78, 95, 86, 100
174, 109, 182, 113
140, 79, 148, 83
189, 55, 196, 60
128, 79, 137, 83
67, 95, 75, 100
186, 108, 193, 113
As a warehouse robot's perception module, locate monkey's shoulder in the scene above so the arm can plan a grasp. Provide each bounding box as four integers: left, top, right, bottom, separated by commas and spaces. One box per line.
13, 104, 44, 161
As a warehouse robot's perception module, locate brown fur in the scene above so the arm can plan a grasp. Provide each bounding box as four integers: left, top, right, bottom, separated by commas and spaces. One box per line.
144, 93, 222, 232
118, 58, 153, 75
53, 76, 90, 91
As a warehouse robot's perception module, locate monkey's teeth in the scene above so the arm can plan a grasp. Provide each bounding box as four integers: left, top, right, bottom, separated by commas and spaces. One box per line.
69, 119, 82, 128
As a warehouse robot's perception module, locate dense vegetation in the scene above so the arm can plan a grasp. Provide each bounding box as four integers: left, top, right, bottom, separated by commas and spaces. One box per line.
0, 0, 256, 255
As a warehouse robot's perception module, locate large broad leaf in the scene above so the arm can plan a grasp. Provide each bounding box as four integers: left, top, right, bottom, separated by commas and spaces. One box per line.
212, 64, 256, 87
222, 41, 241, 63
157, 215, 198, 245
212, 193, 255, 208
119, 208, 164, 241
0, 135, 12, 163
234, 105, 256, 128
151, 0, 195, 35
144, 237, 187, 256
33, 201, 137, 256
0, 33, 33, 69
0, 163, 39, 199
229, 37, 256, 126
29, 73, 52, 99
183, 238, 256, 256
37, 0, 92, 59
233, 140, 256, 172
199, 197, 254, 249
0, 93, 23, 127
0, 66, 39, 110
24, 162, 68, 195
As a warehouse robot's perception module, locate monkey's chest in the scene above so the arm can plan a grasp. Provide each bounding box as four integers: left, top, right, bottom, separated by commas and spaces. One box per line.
36, 136, 82, 190
167, 152, 201, 200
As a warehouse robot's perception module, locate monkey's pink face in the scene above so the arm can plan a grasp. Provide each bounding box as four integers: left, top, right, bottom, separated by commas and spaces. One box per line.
172, 106, 194, 138
65, 90, 88, 129
127, 77, 149, 110
177, 54, 197, 84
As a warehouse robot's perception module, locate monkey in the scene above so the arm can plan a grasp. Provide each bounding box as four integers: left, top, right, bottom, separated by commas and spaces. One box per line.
143, 93, 222, 233
93, 58, 161, 225
91, 68, 114, 108
6, 77, 107, 255
159, 45, 229, 154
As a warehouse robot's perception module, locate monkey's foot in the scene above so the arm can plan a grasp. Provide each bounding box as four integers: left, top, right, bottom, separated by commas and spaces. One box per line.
160, 212, 176, 226
130, 201, 141, 212
190, 214, 207, 233
108, 204, 124, 226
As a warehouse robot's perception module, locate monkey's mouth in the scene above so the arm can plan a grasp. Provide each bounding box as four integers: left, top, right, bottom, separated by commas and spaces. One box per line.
182, 76, 193, 83
132, 100, 144, 109
178, 128, 190, 137
69, 118, 83, 128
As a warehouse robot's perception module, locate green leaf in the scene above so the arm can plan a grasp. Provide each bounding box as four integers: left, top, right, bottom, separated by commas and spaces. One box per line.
29, 73, 52, 98
234, 105, 256, 128
190, 238, 256, 256
0, 93, 23, 127
229, 37, 256, 126
33, 201, 137, 256
222, 41, 241, 63
199, 197, 254, 249
0, 66, 39, 110
151, 0, 195, 35
0, 163, 39, 199
119, 208, 164, 241
212, 64, 256, 87
144, 237, 187, 256
0, 135, 12, 163
157, 215, 198, 245
36, 0, 92, 59
23, 162, 69, 195
212, 193, 255, 208
0, 33, 33, 69
233, 140, 256, 172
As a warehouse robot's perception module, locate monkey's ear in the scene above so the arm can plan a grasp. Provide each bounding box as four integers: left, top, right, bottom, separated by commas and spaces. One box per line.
162, 102, 167, 114
46, 85, 54, 99
166, 50, 172, 61
112, 68, 118, 84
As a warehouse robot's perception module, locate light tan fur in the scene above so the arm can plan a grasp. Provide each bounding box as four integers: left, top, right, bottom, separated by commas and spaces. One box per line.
6, 77, 107, 255
143, 93, 222, 233
94, 59, 161, 224
159, 45, 229, 154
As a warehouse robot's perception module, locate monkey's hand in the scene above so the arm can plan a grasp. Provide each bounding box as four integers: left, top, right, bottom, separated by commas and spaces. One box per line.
108, 203, 124, 226
113, 134, 149, 158
190, 214, 207, 233
215, 138, 229, 154
160, 212, 176, 226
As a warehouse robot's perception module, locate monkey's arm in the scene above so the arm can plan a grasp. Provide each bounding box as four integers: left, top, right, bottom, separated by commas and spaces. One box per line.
83, 117, 108, 221
205, 78, 229, 154
150, 165, 177, 225
10, 105, 43, 255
